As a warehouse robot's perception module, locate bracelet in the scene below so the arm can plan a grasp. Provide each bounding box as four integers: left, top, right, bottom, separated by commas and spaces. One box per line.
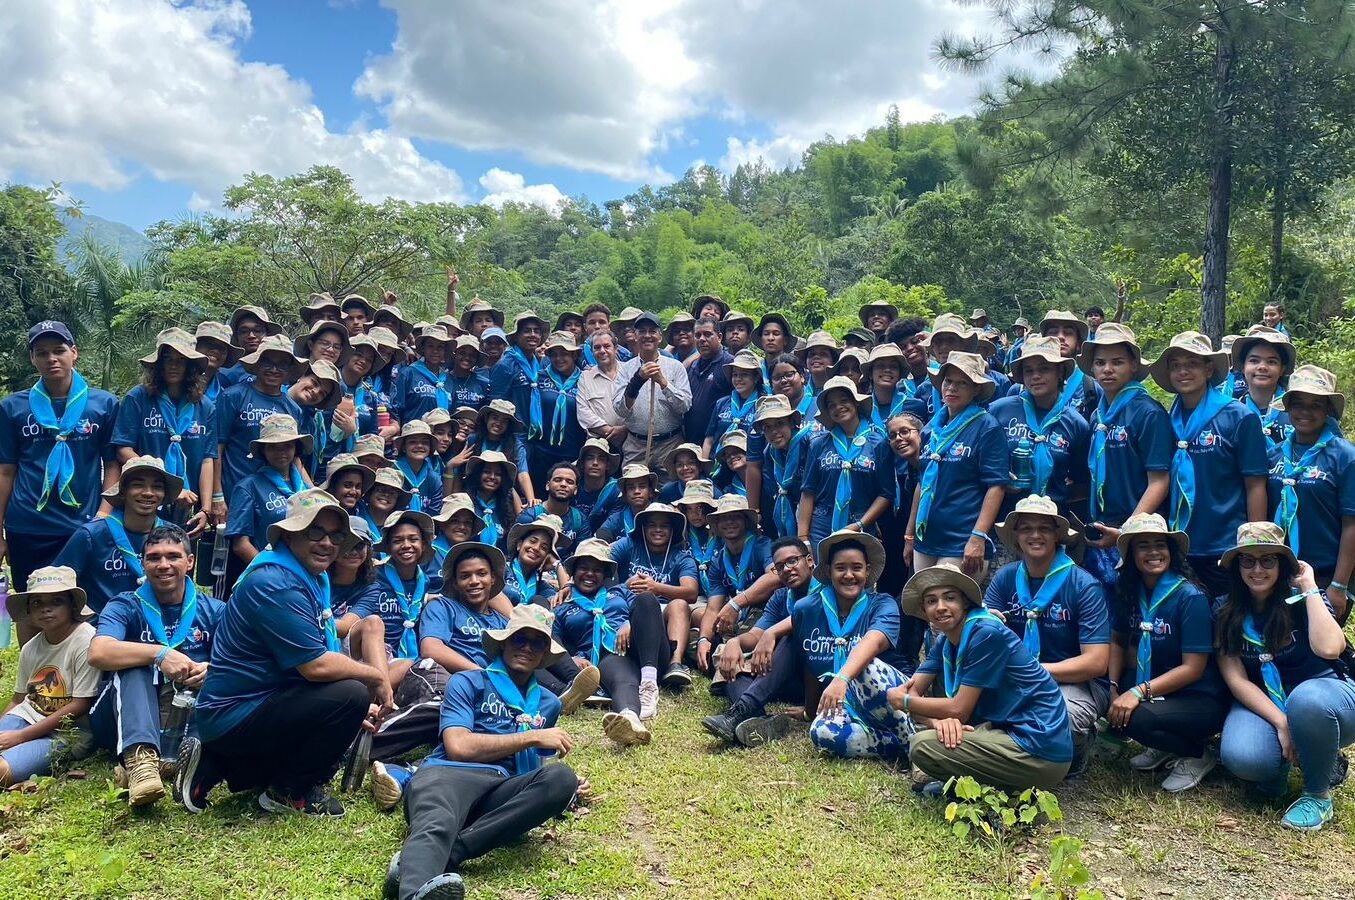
902, 692, 911, 715
730, 594, 743, 610
697, 636, 711, 645
1142, 680, 1153, 701
212, 493, 225, 503
904, 533, 915, 541
1330, 581, 1348, 592
154, 646, 171, 667
970, 529, 987, 540
832, 672, 849, 683
1130, 685, 1145, 701
1109, 680, 1120, 691
1286, 588, 1322, 605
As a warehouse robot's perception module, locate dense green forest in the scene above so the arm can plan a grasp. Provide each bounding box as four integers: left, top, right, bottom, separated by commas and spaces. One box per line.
4, 0, 1355, 394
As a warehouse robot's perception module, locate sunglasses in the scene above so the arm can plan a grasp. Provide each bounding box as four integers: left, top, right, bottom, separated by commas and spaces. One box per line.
302, 525, 349, 545
1238, 554, 1280, 570
509, 632, 550, 653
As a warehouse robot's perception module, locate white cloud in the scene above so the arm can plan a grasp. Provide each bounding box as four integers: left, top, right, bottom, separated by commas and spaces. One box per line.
0, 0, 466, 207
477, 169, 567, 211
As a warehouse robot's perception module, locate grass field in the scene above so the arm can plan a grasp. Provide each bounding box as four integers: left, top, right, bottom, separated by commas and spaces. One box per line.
2, 642, 1353, 900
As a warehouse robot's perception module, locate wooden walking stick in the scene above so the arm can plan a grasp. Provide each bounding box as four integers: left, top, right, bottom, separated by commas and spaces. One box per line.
643, 379, 657, 468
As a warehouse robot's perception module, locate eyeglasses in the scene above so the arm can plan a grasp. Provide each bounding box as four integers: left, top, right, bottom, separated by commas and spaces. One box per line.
257, 359, 290, 372
302, 525, 348, 544
1238, 554, 1280, 570
509, 632, 550, 652
771, 370, 801, 383
312, 338, 344, 352
773, 555, 807, 573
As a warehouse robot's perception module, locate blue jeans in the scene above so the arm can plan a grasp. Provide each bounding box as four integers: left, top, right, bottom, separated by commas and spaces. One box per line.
1220, 675, 1355, 794
0, 713, 54, 784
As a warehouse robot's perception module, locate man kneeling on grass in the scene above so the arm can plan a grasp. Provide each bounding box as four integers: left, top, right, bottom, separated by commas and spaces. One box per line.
88, 524, 225, 808
384, 603, 581, 900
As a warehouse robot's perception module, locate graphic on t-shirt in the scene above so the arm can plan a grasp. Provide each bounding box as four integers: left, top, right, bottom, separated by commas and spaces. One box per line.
26, 665, 72, 716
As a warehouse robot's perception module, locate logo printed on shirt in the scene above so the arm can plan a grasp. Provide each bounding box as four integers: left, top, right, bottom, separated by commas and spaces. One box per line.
1269, 460, 1333, 485
819, 450, 877, 471
1193, 428, 1221, 450
238, 406, 277, 424
263, 491, 288, 512
802, 627, 858, 659
20, 414, 98, 439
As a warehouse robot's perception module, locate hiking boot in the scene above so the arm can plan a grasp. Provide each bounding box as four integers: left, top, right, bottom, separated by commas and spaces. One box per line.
735, 714, 792, 748
1065, 747, 1093, 780
259, 785, 347, 817
371, 761, 410, 812
559, 665, 601, 716
662, 663, 693, 689
1282, 793, 1335, 831
1161, 749, 1216, 792
126, 744, 165, 808
411, 872, 465, 900
383, 851, 401, 900
113, 765, 128, 790
173, 737, 219, 814
603, 710, 652, 747
1332, 752, 1350, 789
1129, 746, 1175, 772
701, 698, 759, 744
638, 679, 660, 721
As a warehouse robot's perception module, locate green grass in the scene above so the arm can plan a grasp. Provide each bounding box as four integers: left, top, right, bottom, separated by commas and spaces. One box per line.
3, 639, 1355, 899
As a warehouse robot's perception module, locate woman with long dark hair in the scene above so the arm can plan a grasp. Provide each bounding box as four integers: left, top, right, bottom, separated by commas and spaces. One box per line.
1215, 522, 1354, 831
465, 451, 521, 549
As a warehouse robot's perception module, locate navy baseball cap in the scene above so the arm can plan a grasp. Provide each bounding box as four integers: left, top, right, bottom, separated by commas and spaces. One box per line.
27, 320, 75, 348
633, 312, 662, 329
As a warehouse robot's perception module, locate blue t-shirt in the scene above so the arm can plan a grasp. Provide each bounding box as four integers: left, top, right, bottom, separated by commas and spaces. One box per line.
578, 478, 623, 530
609, 536, 698, 588
914, 411, 1010, 558
423, 669, 562, 776
352, 571, 428, 652
984, 561, 1110, 665
214, 384, 302, 498
215, 363, 253, 391
1173, 401, 1269, 555
1090, 389, 1173, 526
96, 589, 225, 665
790, 589, 900, 682
684, 351, 734, 445
799, 426, 895, 544
917, 615, 1073, 763
487, 356, 537, 427
502, 561, 554, 608
518, 503, 592, 548
196, 560, 334, 740
417, 595, 508, 668
445, 370, 491, 412
706, 393, 759, 442
0, 385, 120, 538
1112, 580, 1221, 696
392, 363, 448, 423
554, 585, 633, 660
53, 518, 151, 614
396, 457, 444, 516
224, 471, 295, 551
1266, 436, 1355, 576
533, 369, 587, 464
707, 536, 774, 599
987, 394, 1090, 515
331, 578, 381, 619
755, 580, 820, 631
1212, 596, 1340, 695
111, 385, 217, 496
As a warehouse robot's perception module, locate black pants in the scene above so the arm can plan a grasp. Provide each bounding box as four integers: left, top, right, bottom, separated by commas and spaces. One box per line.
594, 592, 667, 712
203, 680, 369, 796
534, 657, 582, 697
1188, 554, 1229, 600
400, 763, 577, 900
8, 531, 69, 591
1119, 691, 1227, 758
725, 637, 804, 711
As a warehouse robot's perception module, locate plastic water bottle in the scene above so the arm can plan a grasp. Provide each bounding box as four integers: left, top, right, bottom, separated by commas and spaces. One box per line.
0, 569, 11, 649
161, 689, 196, 765
1010, 438, 1034, 492
209, 527, 230, 578
377, 404, 391, 429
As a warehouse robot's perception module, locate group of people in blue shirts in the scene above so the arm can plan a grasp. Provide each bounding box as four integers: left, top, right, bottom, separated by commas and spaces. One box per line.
0, 286, 1351, 900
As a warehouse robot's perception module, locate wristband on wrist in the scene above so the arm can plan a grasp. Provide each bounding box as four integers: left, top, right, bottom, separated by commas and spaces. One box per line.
1109, 680, 1120, 691
1330, 581, 1348, 592
697, 636, 711, 645
1130, 685, 1145, 701
212, 492, 225, 503
832, 672, 849, 683
154, 646, 171, 667
970, 529, 987, 540
902, 692, 911, 715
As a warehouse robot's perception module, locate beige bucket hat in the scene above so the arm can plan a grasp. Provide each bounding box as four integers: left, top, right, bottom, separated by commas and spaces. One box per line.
930, 351, 997, 402
249, 413, 314, 458
1149, 331, 1229, 392
139, 327, 206, 366
482, 603, 567, 666
1274, 365, 1345, 419
813, 529, 886, 590
1075, 322, 1148, 380
902, 563, 982, 619
1219, 521, 1297, 570
265, 488, 357, 550
102, 455, 184, 508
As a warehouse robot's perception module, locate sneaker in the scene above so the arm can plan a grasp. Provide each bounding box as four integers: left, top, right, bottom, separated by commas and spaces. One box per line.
1161, 749, 1217, 792
1332, 752, 1350, 789
1282, 793, 1335, 831
583, 691, 612, 709
559, 665, 601, 716
126, 744, 165, 808
173, 737, 219, 814
113, 764, 128, 790
638, 680, 660, 721
917, 780, 946, 801
1129, 746, 1175, 772
411, 872, 465, 900
735, 714, 791, 748
603, 709, 652, 747
1065, 748, 1092, 781
370, 761, 408, 812
662, 663, 693, 689
701, 700, 758, 744
259, 785, 347, 817
383, 851, 400, 900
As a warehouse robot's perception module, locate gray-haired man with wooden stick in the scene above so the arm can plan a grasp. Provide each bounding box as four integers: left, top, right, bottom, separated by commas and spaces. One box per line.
612, 312, 691, 482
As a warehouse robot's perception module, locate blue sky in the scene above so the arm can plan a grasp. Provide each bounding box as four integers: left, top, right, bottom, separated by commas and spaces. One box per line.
1, 0, 1019, 230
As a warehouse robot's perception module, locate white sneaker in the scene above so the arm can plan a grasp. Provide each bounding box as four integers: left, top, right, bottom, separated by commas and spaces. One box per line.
638, 680, 660, 721
1161, 749, 1217, 792
559, 665, 601, 716
1129, 746, 1175, 772
603, 709, 652, 747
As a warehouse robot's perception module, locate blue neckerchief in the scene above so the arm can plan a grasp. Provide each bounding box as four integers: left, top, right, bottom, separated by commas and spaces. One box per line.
134, 579, 199, 656
157, 395, 199, 489
724, 474, 747, 497
582, 342, 597, 368
244, 546, 338, 651
1019, 391, 1070, 496
205, 376, 222, 403
817, 585, 872, 678
545, 366, 581, 446
795, 390, 815, 419
397, 457, 428, 513
572, 586, 618, 666
1245, 388, 1286, 448
30, 370, 91, 510
687, 527, 719, 596
769, 425, 811, 535
1168, 389, 1231, 531
1014, 550, 1076, 660
382, 564, 426, 659
411, 361, 449, 411
870, 390, 906, 430
760, 359, 776, 396
509, 559, 539, 606
721, 536, 758, 597
1136, 573, 1185, 682
1242, 613, 1287, 712
431, 535, 452, 570
476, 494, 502, 545
621, 507, 637, 535
943, 608, 1001, 697
915, 404, 986, 542
1089, 381, 1148, 522
484, 659, 544, 774
726, 390, 758, 435
105, 510, 163, 581
828, 421, 874, 532
507, 347, 543, 439
263, 463, 306, 499
1274, 418, 1341, 557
